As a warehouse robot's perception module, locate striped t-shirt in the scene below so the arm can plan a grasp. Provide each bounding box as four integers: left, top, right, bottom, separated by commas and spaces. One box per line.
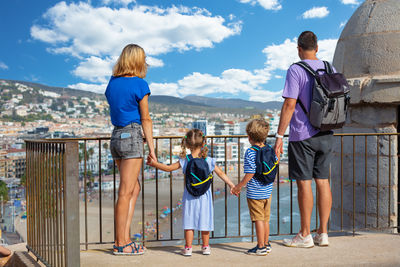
244, 148, 273, 199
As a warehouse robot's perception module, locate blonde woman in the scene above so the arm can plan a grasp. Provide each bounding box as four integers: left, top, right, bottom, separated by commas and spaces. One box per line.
105, 44, 156, 255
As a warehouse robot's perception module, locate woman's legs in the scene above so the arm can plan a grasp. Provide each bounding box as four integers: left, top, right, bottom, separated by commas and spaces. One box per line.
114, 158, 143, 252
124, 180, 141, 243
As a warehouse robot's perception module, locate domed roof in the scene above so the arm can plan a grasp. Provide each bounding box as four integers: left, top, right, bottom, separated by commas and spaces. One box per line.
333, 0, 400, 79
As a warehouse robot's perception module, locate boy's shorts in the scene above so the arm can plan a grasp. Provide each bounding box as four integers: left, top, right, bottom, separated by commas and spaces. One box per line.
247, 197, 271, 222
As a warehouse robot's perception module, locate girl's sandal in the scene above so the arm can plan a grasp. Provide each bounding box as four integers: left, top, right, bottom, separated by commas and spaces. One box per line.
113, 242, 145, 256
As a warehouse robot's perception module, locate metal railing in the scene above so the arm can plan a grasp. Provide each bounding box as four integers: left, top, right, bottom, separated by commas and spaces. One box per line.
25, 140, 80, 267
25, 133, 398, 266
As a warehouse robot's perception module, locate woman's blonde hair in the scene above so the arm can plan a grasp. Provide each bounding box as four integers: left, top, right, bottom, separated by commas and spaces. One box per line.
113, 44, 147, 78
180, 129, 208, 159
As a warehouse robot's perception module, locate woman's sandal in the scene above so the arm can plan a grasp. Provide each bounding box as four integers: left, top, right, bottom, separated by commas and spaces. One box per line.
113, 242, 145, 256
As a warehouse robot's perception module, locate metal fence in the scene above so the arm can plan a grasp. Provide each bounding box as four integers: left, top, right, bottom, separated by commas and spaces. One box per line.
25, 140, 79, 267
25, 133, 399, 266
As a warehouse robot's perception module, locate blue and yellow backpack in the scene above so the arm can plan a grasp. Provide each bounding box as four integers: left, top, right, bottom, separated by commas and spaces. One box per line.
251, 144, 279, 184
185, 155, 213, 196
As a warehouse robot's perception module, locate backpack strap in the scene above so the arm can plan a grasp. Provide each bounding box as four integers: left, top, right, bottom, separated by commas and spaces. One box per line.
323, 61, 333, 74
250, 145, 260, 151
295, 61, 317, 77
294, 61, 317, 116
186, 154, 193, 162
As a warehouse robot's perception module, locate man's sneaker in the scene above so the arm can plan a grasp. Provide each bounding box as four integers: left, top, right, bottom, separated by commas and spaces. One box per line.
313, 233, 329, 246
181, 246, 192, 256
202, 245, 211, 255
246, 245, 267, 256
265, 242, 272, 253
283, 233, 314, 248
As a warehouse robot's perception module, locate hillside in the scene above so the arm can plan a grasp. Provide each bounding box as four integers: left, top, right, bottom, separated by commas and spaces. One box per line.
184, 95, 282, 110
0, 79, 280, 122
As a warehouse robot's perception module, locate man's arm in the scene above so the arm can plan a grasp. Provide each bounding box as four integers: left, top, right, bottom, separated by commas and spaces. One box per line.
274, 98, 297, 161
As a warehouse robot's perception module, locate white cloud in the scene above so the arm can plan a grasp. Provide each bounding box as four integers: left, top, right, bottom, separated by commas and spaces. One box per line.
340, 21, 347, 28
240, 0, 282, 11
147, 37, 338, 101
340, 0, 359, 5
32, 2, 241, 87
0, 61, 8, 70
68, 82, 108, 94
149, 83, 179, 97
302, 7, 329, 19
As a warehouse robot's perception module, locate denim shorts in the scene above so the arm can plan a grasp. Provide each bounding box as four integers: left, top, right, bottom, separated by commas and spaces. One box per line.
110, 123, 143, 160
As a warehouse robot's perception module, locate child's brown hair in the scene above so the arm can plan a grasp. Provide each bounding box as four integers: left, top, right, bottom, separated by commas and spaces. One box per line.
246, 119, 270, 143
180, 129, 208, 158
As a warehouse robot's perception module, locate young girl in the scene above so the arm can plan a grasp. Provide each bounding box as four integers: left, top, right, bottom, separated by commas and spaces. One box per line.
147, 129, 236, 256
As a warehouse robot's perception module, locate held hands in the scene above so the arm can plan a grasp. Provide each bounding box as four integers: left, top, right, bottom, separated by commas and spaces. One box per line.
228, 183, 239, 197
231, 184, 242, 196
146, 150, 157, 167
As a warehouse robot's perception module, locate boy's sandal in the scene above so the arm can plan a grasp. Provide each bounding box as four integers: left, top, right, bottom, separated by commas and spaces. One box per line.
113, 242, 145, 255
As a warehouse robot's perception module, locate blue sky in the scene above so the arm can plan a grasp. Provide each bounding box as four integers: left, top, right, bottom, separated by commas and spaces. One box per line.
0, 0, 360, 101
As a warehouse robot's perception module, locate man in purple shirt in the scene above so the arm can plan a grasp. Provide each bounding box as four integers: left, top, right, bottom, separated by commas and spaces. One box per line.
274, 31, 332, 248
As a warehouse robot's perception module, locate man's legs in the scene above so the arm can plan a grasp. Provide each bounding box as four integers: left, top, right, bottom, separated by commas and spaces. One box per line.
297, 179, 313, 237
315, 179, 332, 234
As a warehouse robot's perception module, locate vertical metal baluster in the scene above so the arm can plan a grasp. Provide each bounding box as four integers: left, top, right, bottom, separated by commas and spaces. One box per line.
55, 144, 61, 267
377, 136, 380, 228
237, 137, 241, 236
60, 144, 65, 267
341, 136, 343, 231
155, 139, 159, 240
315, 182, 318, 232
99, 140, 103, 243
388, 135, 391, 228
211, 137, 215, 239
169, 138, 173, 240
365, 136, 367, 229
290, 178, 293, 234
224, 137, 227, 237
84, 140, 88, 250
141, 142, 145, 245
277, 156, 280, 235
113, 159, 116, 242
353, 136, 355, 236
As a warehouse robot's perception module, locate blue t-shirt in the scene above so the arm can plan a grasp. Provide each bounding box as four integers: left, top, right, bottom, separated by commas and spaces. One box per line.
105, 76, 151, 127
244, 148, 273, 200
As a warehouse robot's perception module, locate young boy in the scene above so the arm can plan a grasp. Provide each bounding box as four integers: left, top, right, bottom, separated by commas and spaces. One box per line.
233, 119, 273, 256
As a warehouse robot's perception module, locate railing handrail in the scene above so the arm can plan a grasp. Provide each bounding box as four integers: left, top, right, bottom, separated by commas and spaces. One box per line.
34, 132, 400, 143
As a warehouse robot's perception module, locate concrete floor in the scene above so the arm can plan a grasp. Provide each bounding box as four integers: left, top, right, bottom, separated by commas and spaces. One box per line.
80, 232, 400, 267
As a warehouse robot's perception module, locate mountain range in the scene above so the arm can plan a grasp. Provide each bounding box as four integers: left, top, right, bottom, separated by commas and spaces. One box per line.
2, 79, 282, 114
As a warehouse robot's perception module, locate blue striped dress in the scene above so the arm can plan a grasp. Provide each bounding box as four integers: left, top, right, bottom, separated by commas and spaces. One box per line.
244, 148, 273, 199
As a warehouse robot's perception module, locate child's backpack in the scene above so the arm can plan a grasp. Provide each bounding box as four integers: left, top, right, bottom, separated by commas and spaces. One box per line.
251, 144, 279, 185
295, 61, 350, 132
185, 155, 213, 197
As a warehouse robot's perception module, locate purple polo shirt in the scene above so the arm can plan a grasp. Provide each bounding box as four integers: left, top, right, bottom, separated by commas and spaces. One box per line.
282, 59, 328, 142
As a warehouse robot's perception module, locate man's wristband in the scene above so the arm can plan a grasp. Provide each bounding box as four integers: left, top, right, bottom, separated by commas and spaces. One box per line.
275, 133, 284, 139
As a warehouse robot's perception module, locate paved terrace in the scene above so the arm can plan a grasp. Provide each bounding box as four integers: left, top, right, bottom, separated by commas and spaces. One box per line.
78, 232, 400, 267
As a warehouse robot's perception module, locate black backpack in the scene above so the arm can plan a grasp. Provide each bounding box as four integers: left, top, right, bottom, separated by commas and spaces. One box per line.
251, 144, 278, 185
185, 155, 213, 197
295, 61, 350, 132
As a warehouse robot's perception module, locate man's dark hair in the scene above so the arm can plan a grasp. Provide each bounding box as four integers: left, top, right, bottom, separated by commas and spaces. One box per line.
298, 31, 318, 51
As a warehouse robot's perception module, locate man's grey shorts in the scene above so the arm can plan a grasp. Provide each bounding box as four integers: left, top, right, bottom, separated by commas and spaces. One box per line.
110, 123, 143, 160
288, 131, 333, 180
